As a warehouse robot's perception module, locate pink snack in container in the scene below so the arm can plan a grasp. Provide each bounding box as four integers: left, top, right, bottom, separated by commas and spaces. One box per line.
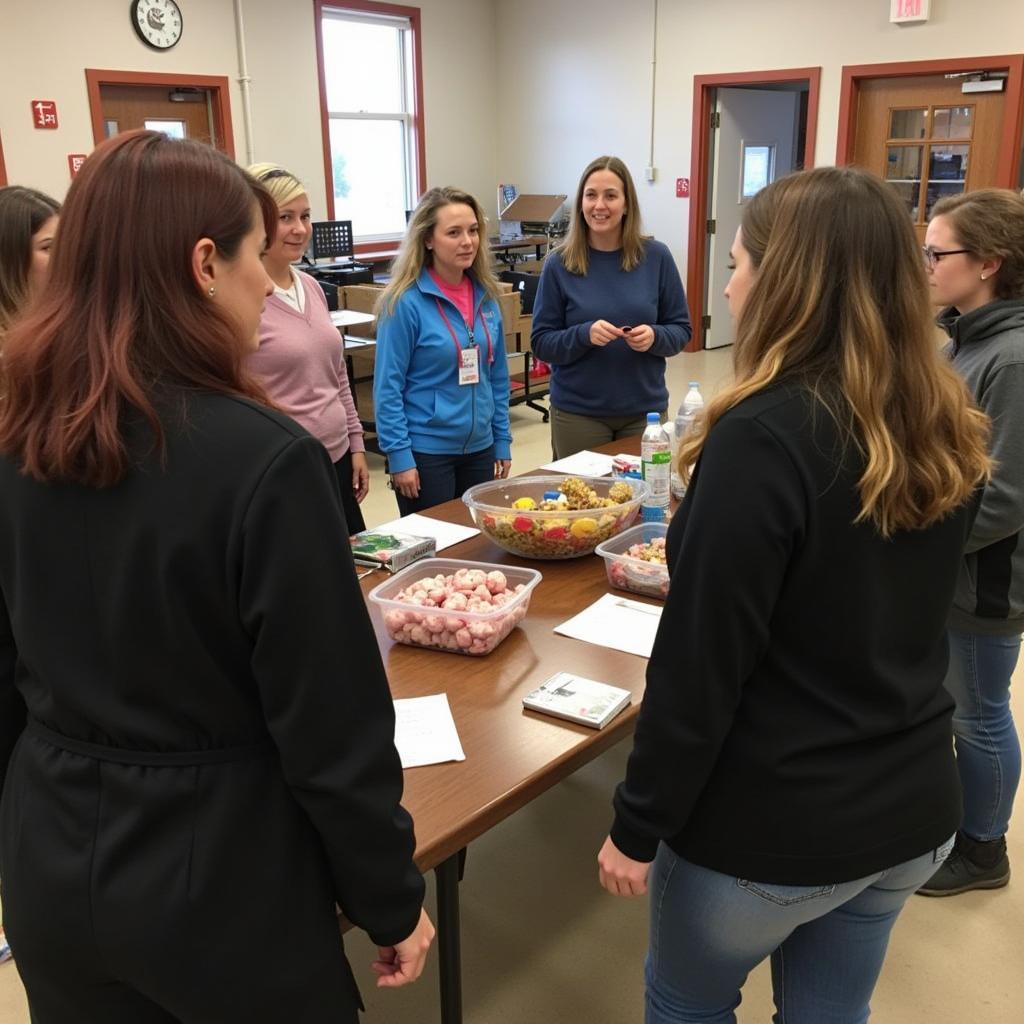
368, 557, 543, 656
595, 523, 670, 600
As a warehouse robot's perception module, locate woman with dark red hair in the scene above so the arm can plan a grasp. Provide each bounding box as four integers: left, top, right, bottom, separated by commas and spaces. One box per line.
0, 131, 433, 1023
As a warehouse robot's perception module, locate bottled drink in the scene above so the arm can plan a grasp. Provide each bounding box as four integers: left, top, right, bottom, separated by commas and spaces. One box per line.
641, 412, 671, 517
671, 382, 704, 499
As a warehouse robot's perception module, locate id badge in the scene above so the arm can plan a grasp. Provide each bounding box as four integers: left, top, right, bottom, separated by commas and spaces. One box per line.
459, 346, 480, 385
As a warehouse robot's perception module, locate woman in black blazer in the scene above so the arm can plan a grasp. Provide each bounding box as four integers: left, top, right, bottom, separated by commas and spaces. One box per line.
0, 131, 433, 1023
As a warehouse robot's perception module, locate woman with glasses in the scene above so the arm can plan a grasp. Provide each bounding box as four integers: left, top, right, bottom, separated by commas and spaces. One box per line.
246, 164, 369, 535
596, 167, 991, 1022
0, 186, 60, 340
917, 188, 1024, 898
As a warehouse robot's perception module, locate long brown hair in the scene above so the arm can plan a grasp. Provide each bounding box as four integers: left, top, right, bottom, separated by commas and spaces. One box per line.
679, 166, 990, 537
931, 188, 1024, 300
0, 185, 61, 335
558, 156, 648, 275
377, 186, 500, 316
0, 131, 276, 487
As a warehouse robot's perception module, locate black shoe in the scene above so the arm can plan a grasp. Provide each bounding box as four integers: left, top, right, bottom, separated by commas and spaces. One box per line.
917, 832, 1010, 897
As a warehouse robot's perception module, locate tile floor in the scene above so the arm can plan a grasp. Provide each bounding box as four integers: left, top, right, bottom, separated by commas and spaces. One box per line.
2, 346, 1022, 1022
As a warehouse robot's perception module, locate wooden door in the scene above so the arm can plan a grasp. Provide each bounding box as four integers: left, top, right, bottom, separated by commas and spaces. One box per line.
99, 85, 214, 145
852, 75, 1005, 239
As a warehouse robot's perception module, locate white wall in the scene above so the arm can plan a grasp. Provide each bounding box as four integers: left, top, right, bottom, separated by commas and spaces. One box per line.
0, 0, 499, 222
495, 0, 1024, 275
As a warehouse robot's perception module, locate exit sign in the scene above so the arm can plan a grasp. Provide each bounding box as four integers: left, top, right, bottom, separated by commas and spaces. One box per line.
890, 0, 930, 23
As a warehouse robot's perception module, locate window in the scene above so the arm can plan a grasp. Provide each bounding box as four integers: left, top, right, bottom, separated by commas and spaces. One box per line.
315, 2, 424, 245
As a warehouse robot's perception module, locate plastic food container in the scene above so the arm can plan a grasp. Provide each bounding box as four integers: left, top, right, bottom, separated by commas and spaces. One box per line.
595, 523, 670, 599
368, 558, 542, 656
462, 475, 647, 560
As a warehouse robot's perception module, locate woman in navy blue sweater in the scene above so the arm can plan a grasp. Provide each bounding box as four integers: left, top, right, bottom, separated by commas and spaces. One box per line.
531, 156, 691, 459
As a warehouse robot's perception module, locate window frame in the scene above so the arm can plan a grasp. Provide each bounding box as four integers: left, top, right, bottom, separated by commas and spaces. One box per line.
314, 0, 426, 254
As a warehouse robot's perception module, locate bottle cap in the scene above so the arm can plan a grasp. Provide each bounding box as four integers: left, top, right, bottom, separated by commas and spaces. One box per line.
689, 381, 700, 388
646, 412, 660, 423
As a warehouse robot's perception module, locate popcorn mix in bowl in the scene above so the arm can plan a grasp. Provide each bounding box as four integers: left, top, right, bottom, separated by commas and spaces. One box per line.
368, 558, 542, 656
462, 475, 647, 560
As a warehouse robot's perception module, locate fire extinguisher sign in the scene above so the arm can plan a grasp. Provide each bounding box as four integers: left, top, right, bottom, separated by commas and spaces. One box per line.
32, 100, 59, 129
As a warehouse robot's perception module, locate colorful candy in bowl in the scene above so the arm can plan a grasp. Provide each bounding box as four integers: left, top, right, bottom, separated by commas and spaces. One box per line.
462, 475, 647, 560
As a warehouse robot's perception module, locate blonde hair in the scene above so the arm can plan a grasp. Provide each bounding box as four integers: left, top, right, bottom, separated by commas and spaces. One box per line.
557, 156, 648, 275
931, 188, 1024, 300
246, 163, 307, 208
377, 187, 500, 315
679, 166, 990, 538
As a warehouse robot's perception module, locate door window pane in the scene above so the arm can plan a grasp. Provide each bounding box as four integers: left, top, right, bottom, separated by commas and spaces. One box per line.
888, 182, 921, 221
889, 108, 927, 140
740, 144, 774, 200
932, 106, 973, 140
925, 181, 966, 220
323, 17, 402, 112
885, 145, 922, 182
329, 119, 408, 238
928, 145, 969, 182
144, 119, 186, 139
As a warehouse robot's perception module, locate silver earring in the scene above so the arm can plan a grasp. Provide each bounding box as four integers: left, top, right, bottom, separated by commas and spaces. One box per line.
208, 286, 216, 296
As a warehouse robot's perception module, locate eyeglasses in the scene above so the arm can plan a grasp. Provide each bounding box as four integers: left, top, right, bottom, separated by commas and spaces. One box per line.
921, 246, 972, 269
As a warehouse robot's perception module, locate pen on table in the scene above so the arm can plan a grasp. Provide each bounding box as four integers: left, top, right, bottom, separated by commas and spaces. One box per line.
614, 599, 660, 616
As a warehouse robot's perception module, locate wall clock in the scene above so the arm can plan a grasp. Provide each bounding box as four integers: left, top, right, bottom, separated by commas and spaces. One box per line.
131, 0, 183, 51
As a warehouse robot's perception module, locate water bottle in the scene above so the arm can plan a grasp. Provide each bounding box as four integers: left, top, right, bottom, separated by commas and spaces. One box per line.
671, 382, 704, 499
641, 412, 671, 519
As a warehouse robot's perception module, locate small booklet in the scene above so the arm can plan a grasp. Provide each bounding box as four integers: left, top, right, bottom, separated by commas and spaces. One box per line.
523, 671, 632, 730
350, 531, 435, 573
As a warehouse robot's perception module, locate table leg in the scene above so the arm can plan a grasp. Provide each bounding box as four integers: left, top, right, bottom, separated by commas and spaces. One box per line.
435, 850, 464, 1024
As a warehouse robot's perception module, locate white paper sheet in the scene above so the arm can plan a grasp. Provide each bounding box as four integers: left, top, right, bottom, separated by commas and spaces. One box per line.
370, 513, 480, 552
393, 694, 466, 769
553, 593, 663, 659
539, 450, 615, 477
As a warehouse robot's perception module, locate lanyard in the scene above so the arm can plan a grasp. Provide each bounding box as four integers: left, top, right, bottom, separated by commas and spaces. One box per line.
434, 295, 495, 370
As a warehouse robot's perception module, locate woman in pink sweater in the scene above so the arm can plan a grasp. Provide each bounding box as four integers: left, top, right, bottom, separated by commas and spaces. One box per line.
246, 164, 368, 534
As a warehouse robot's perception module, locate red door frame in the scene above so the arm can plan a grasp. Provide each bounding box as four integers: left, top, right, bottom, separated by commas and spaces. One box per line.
84, 69, 235, 157
686, 68, 821, 352
835, 54, 1024, 186
313, 0, 427, 256
0, 132, 7, 187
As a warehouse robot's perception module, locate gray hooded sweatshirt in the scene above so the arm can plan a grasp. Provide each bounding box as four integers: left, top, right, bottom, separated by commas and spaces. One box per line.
941, 298, 1024, 635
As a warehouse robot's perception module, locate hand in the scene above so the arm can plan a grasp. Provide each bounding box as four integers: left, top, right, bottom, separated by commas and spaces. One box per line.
623, 324, 656, 352
351, 452, 370, 502
589, 319, 624, 347
494, 459, 512, 480
392, 468, 420, 499
373, 908, 436, 988
597, 835, 650, 897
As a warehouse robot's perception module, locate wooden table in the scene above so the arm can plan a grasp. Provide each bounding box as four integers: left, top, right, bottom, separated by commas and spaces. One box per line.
360, 439, 658, 1023
489, 234, 550, 266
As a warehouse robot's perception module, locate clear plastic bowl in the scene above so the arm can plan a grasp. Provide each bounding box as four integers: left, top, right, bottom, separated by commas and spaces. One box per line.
462, 475, 647, 560
368, 557, 542, 656
595, 523, 670, 599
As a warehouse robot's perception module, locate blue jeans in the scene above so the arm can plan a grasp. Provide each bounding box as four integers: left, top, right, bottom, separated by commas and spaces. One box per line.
645, 839, 954, 1024
946, 629, 1022, 840
394, 446, 495, 516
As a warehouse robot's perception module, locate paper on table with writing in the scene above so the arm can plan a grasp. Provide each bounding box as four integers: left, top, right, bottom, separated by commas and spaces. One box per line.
370, 513, 479, 553
553, 592, 663, 658
393, 694, 466, 769
539, 450, 615, 477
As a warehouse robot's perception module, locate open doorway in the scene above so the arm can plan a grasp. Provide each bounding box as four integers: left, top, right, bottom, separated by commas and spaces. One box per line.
85, 70, 234, 156
686, 68, 821, 352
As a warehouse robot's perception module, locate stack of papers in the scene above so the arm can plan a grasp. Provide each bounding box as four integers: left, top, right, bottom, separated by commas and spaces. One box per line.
554, 593, 663, 658
370, 513, 479, 552
540, 451, 615, 476
393, 694, 466, 768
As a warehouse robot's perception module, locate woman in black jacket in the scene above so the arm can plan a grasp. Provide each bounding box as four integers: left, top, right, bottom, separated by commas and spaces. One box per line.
596, 167, 991, 1023
0, 131, 433, 1023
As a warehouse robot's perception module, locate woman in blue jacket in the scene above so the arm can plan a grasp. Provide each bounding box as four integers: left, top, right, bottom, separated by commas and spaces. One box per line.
374, 187, 512, 514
